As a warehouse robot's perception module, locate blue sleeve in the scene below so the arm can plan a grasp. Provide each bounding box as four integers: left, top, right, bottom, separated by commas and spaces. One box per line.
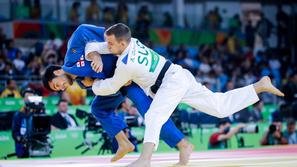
62, 24, 118, 79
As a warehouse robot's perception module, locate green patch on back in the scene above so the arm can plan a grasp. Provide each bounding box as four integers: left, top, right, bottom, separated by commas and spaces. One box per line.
148, 49, 160, 72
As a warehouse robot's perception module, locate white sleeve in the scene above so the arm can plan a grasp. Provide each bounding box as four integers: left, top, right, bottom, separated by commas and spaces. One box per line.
85, 42, 111, 61
92, 64, 132, 96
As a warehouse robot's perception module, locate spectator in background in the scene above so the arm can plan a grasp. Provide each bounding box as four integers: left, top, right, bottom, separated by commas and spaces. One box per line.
51, 99, 78, 130
102, 7, 115, 25
115, 1, 129, 25
163, 12, 173, 27
5, 39, 18, 61
61, 81, 86, 106
0, 57, 5, 75
14, 0, 31, 19
41, 48, 58, 66
117, 98, 140, 122
256, 13, 273, 48
205, 7, 222, 30
276, 5, 289, 49
232, 101, 263, 123
245, 20, 256, 49
283, 118, 297, 144
2, 62, 15, 77
30, 0, 41, 19
26, 55, 43, 76
44, 32, 63, 51
283, 71, 297, 104
249, 101, 264, 122
13, 50, 25, 73
135, 5, 152, 42
228, 14, 241, 33
1, 79, 21, 98
69, 1, 80, 23
282, 71, 297, 119
0, 28, 7, 49
85, 0, 100, 23
260, 121, 287, 145
208, 119, 246, 149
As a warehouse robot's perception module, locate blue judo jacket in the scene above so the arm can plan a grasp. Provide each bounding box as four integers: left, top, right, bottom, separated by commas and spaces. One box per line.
62, 24, 124, 110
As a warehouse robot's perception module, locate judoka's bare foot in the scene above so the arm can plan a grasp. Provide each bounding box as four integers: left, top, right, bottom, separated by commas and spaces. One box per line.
126, 158, 151, 167
176, 139, 194, 166
127, 142, 154, 167
111, 141, 135, 162
254, 76, 284, 96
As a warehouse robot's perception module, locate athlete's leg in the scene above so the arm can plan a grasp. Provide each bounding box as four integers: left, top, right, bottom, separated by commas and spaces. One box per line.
91, 95, 134, 162
127, 67, 191, 167
124, 83, 193, 165
181, 71, 284, 118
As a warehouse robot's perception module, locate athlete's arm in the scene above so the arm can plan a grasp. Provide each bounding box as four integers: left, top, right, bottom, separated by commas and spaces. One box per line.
85, 41, 111, 57
92, 64, 132, 96
85, 42, 112, 73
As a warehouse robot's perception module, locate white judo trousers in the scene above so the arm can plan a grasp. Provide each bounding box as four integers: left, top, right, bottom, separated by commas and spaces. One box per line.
86, 38, 260, 150
143, 64, 259, 148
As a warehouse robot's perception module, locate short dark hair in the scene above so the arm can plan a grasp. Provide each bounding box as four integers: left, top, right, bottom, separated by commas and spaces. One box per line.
105, 23, 131, 42
6, 79, 13, 85
287, 118, 296, 125
42, 65, 62, 91
217, 118, 230, 127
57, 99, 68, 106
21, 88, 35, 97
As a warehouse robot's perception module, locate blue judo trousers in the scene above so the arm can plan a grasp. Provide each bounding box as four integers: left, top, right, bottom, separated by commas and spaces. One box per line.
62, 24, 184, 147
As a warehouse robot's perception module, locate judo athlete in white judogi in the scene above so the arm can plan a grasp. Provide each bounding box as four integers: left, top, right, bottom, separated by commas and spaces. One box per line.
85, 23, 284, 167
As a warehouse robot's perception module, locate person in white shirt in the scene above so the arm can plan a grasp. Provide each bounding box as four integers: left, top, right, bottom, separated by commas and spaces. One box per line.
85, 23, 284, 167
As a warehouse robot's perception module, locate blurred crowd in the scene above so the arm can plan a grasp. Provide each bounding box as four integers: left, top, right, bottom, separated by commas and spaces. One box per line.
0, 1, 296, 142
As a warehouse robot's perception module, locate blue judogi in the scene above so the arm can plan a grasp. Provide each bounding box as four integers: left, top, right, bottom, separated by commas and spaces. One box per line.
63, 24, 184, 147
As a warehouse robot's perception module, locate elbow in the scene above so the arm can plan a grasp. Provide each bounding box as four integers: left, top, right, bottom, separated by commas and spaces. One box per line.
91, 82, 116, 96
92, 85, 110, 96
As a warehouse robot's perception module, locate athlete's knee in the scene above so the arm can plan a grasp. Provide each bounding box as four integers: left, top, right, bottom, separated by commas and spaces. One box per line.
144, 111, 168, 126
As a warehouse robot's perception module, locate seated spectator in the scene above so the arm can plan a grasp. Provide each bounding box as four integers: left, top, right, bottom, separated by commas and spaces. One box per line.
117, 98, 141, 126
51, 99, 78, 130
135, 5, 152, 42
233, 101, 263, 123
102, 7, 115, 25
283, 71, 297, 104
85, 0, 100, 22
13, 50, 25, 73
260, 121, 287, 145
208, 119, 245, 149
249, 101, 264, 122
115, 1, 129, 24
163, 12, 173, 27
68, 1, 80, 23
5, 39, 18, 61
1, 79, 21, 98
282, 71, 297, 119
30, 0, 41, 19
0, 57, 7, 75
62, 81, 86, 105
44, 32, 63, 51
283, 118, 297, 144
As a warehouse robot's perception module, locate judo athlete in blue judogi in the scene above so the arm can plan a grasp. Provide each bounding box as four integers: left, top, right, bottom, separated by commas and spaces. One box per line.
42, 24, 193, 164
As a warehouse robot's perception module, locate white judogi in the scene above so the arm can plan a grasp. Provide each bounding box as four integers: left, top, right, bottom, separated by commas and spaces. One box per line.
86, 38, 259, 149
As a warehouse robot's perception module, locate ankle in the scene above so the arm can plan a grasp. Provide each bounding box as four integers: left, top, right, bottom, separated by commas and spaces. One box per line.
177, 139, 188, 149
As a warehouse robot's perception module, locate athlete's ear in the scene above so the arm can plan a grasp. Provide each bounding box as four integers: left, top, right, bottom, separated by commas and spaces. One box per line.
120, 41, 125, 47
53, 69, 64, 76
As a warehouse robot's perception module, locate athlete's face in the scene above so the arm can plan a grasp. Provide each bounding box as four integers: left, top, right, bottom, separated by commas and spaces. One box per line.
104, 34, 127, 55
48, 70, 73, 91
